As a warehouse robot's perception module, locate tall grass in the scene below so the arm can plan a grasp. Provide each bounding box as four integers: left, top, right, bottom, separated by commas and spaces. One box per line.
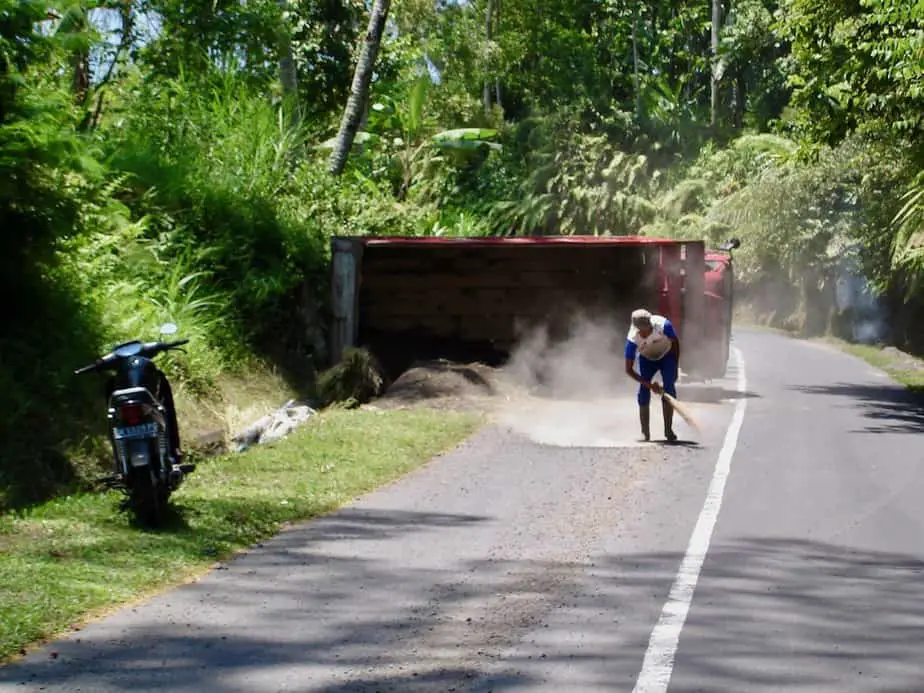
2, 68, 344, 510
104, 70, 328, 347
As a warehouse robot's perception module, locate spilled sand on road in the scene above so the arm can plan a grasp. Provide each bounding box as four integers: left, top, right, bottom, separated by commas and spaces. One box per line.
370, 315, 697, 449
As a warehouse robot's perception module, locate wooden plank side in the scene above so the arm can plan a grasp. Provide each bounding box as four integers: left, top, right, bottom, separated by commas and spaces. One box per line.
353, 240, 671, 365
358, 287, 624, 319
329, 238, 363, 364
362, 245, 645, 275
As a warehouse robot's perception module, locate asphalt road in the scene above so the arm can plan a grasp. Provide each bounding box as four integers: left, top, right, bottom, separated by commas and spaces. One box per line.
3, 328, 924, 692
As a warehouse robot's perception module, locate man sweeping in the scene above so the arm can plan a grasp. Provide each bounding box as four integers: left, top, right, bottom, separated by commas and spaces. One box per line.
624, 308, 680, 442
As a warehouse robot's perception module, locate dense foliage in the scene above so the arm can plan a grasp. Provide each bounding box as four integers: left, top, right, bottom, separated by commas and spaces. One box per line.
2, 0, 923, 507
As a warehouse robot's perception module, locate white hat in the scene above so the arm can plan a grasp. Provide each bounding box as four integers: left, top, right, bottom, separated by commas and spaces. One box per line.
631, 308, 652, 328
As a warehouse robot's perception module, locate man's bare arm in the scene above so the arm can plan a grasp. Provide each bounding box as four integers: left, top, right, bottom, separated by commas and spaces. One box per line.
626, 358, 655, 391
625, 358, 640, 382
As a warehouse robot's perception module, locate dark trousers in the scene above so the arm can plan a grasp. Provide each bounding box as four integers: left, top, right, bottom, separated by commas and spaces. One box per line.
636, 352, 678, 406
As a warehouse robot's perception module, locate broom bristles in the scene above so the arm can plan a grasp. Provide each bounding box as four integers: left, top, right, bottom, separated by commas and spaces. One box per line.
663, 393, 701, 434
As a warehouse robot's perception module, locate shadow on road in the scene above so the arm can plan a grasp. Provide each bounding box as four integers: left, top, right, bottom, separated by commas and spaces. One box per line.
792, 382, 924, 434
657, 439, 701, 448
679, 385, 762, 404
5, 527, 924, 692
658, 537, 924, 690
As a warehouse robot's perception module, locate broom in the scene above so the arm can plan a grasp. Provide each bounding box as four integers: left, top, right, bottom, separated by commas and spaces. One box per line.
662, 392, 701, 435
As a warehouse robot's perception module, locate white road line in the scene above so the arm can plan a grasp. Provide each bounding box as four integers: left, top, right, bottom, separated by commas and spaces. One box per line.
633, 347, 748, 693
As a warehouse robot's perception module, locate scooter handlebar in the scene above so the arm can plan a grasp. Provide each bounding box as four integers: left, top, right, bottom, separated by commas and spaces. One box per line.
74, 352, 115, 375
74, 361, 100, 375
74, 338, 189, 375
162, 339, 190, 350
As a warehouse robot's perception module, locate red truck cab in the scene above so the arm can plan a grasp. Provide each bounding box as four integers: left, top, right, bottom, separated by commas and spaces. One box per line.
646, 237, 739, 382
698, 238, 740, 381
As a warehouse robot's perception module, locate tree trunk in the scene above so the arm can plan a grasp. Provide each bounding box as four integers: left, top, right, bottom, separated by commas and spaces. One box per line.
69, 7, 90, 106
710, 0, 721, 127
493, 0, 502, 112
734, 68, 746, 128
277, 0, 299, 102
327, 0, 392, 176
632, 2, 641, 121
483, 0, 494, 116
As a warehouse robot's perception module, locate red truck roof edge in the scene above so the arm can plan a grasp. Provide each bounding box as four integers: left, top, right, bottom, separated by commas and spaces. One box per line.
333, 235, 702, 247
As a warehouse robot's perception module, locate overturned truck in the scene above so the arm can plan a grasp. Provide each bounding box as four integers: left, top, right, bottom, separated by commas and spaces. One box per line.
329, 236, 739, 382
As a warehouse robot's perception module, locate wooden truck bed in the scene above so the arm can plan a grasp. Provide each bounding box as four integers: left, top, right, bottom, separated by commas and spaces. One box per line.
330, 236, 709, 379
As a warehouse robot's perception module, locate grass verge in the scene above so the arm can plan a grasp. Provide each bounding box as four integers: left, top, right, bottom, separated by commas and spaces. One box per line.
173, 365, 300, 451
821, 338, 924, 392
735, 316, 924, 392
0, 407, 481, 662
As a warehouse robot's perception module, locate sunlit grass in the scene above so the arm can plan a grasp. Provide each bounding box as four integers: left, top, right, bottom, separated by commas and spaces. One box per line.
828, 340, 924, 392
0, 407, 481, 662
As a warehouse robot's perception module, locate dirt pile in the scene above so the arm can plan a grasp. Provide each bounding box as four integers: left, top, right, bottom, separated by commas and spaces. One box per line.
370, 353, 654, 448
371, 360, 518, 411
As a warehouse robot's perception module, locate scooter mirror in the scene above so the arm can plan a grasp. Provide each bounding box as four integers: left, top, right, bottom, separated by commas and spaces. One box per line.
159, 322, 179, 336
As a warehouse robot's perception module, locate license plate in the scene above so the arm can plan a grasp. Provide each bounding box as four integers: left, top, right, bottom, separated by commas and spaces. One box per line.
113, 422, 159, 440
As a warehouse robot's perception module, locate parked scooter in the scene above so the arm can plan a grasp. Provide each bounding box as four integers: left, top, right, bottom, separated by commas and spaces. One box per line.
75, 323, 196, 526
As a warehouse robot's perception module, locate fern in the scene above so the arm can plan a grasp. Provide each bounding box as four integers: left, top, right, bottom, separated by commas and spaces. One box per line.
488, 134, 659, 236
891, 172, 924, 296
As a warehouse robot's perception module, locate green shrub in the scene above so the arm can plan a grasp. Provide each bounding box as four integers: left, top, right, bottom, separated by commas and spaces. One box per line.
316, 348, 387, 408
103, 71, 328, 350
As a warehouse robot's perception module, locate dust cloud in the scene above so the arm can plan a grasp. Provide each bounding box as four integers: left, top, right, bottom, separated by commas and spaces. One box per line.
495, 311, 655, 448
741, 263, 889, 344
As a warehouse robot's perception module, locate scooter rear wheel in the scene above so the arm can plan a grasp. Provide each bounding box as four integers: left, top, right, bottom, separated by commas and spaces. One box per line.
130, 465, 168, 528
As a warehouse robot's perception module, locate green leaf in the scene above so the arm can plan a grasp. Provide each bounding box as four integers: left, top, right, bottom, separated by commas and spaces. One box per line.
407, 76, 430, 137
432, 139, 503, 152
431, 128, 499, 142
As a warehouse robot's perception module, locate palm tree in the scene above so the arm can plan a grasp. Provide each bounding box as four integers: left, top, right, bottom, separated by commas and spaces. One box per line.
327, 0, 392, 176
